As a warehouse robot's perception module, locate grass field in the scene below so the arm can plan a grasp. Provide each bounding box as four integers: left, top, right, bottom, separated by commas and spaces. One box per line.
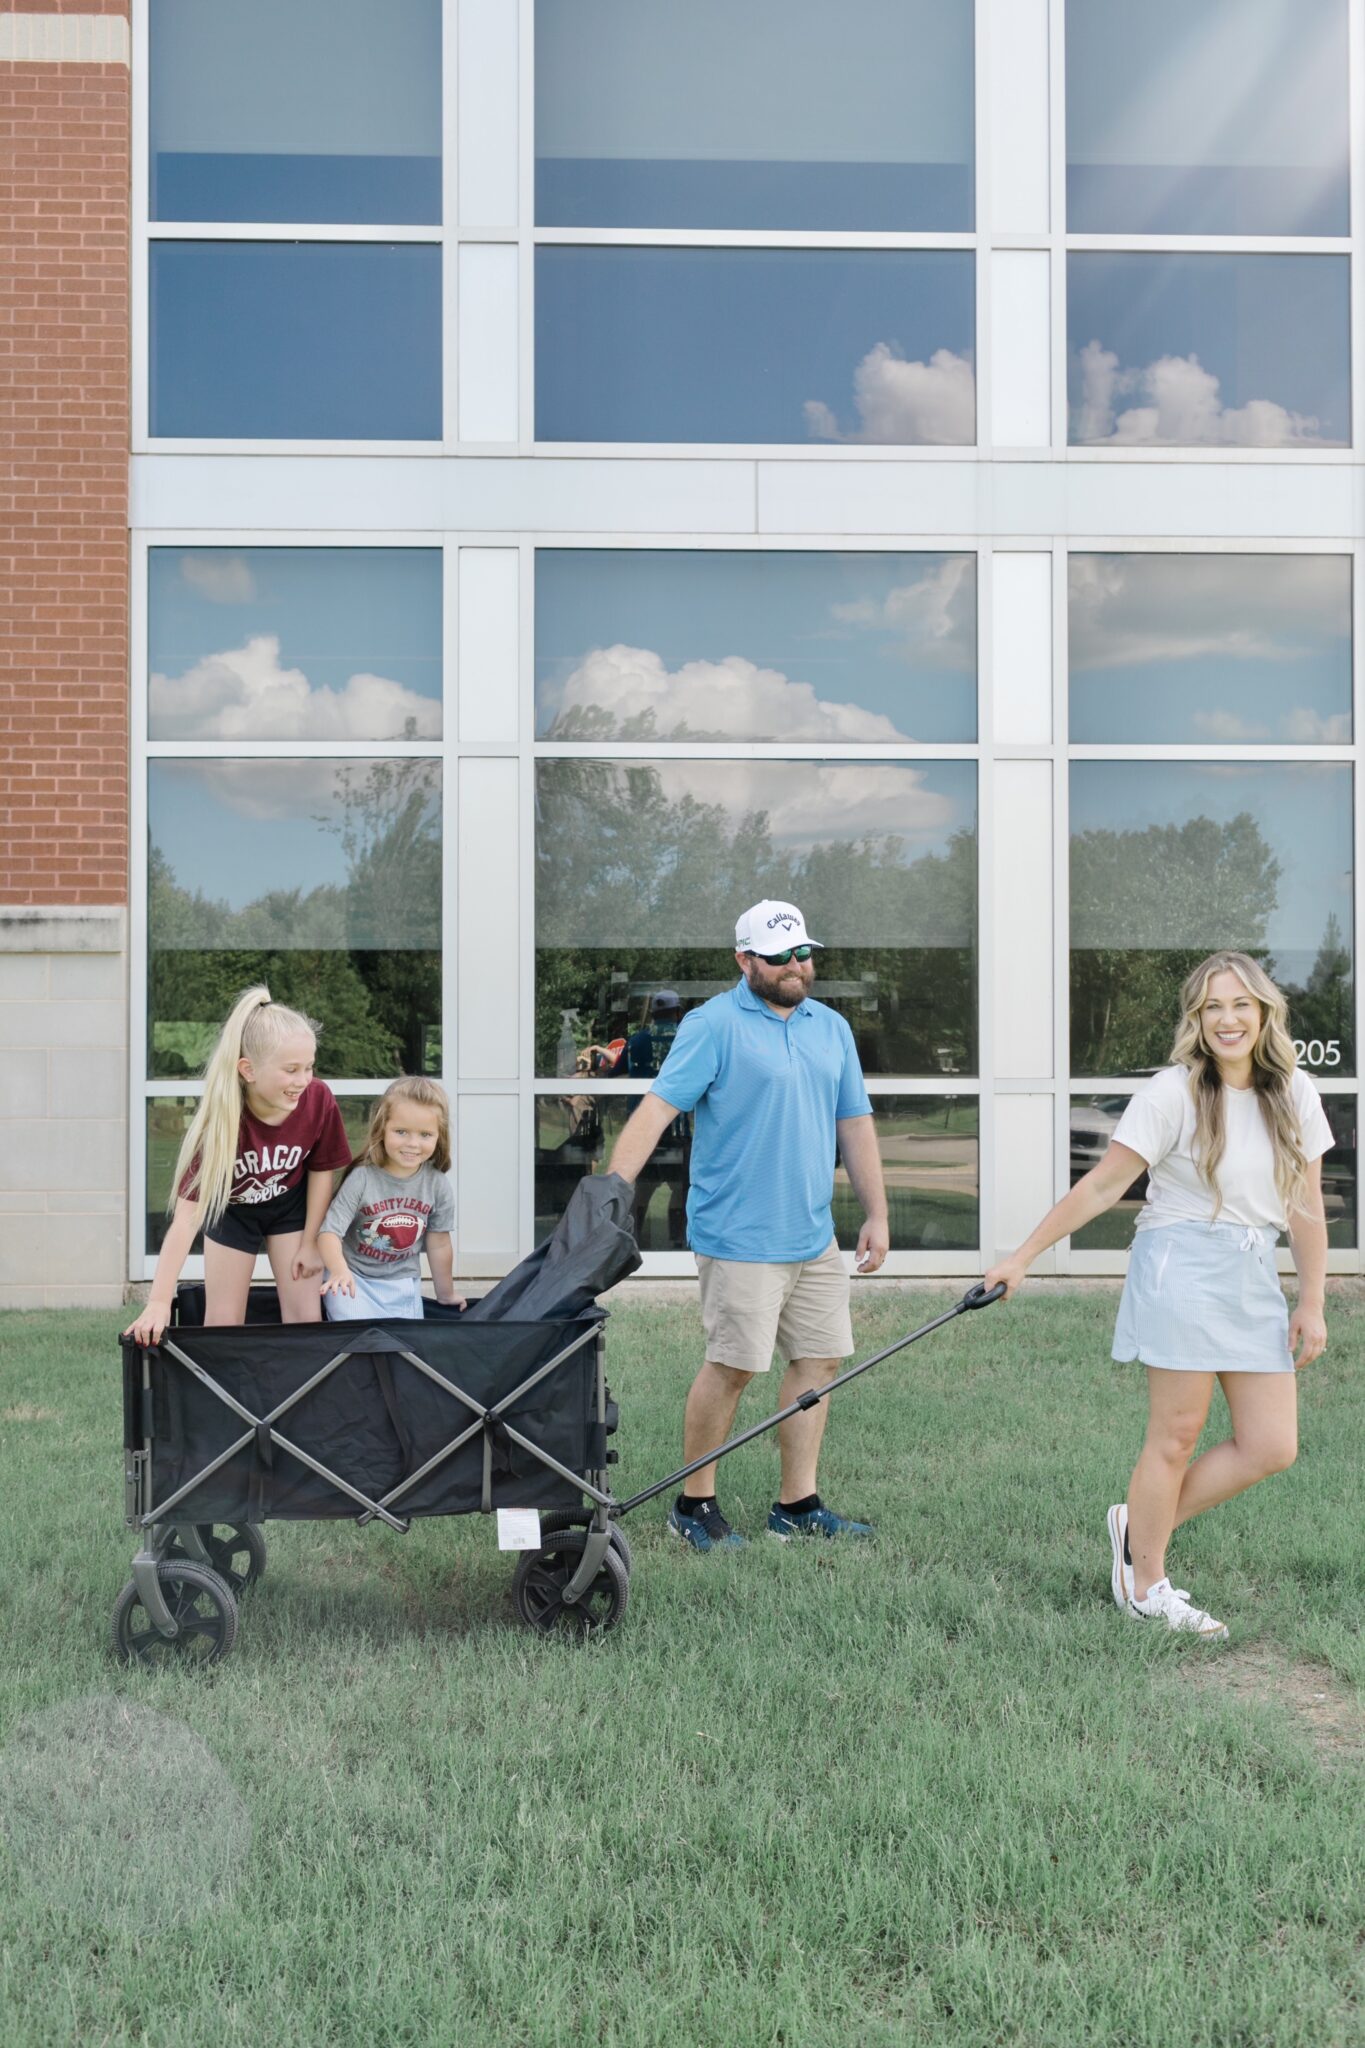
1, 1290, 1363, 2048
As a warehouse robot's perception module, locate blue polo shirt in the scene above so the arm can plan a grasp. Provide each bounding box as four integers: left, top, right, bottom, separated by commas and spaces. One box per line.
650, 979, 873, 1262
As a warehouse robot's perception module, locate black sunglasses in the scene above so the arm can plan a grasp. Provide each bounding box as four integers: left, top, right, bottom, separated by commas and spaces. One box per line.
752, 945, 815, 965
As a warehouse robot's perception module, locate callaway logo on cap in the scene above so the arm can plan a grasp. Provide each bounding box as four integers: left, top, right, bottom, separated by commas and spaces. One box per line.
734, 899, 824, 952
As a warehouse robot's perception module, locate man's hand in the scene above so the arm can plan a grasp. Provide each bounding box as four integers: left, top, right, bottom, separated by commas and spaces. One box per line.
982, 1257, 1029, 1302
853, 1218, 890, 1274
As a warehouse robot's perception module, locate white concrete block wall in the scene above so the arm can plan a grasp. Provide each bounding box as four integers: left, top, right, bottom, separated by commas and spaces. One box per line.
0, 908, 127, 1307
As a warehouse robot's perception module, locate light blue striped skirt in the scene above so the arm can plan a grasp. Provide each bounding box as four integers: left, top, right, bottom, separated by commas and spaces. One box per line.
1112, 1220, 1291, 1374
323, 1269, 426, 1322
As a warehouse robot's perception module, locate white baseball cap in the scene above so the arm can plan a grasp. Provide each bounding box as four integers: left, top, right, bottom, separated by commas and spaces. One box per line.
734, 900, 823, 954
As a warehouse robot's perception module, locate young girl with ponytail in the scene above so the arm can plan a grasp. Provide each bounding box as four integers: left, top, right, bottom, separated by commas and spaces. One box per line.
986, 952, 1332, 1640
126, 986, 352, 1345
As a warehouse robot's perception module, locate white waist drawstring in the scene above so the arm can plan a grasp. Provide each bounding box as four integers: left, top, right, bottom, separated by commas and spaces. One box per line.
1238, 1225, 1259, 1252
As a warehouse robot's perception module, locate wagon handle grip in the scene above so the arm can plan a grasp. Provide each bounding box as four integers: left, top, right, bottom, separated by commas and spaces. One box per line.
960, 1282, 1006, 1310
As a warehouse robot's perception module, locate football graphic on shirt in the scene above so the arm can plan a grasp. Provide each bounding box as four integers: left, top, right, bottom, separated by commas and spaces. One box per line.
374, 1212, 421, 1253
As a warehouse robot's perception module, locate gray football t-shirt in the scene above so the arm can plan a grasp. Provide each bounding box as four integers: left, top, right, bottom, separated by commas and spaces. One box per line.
322, 1162, 454, 1279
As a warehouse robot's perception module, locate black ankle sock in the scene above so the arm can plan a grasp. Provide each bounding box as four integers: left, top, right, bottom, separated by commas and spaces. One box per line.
677, 1493, 716, 1518
778, 1493, 821, 1516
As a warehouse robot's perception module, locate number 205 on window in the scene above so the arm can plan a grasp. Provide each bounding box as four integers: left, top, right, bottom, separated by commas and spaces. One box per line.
1295, 1039, 1341, 1067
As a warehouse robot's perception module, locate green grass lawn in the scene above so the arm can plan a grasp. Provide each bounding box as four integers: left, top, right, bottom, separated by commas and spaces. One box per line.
1, 1292, 1363, 2048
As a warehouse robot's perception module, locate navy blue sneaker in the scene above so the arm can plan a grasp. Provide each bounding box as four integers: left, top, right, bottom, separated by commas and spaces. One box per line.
668, 1499, 746, 1551
768, 1502, 875, 1541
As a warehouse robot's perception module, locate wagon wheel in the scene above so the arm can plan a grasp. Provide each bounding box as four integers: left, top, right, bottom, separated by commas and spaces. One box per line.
166, 1522, 267, 1596
538, 1509, 633, 1572
111, 1562, 239, 1668
512, 1527, 630, 1637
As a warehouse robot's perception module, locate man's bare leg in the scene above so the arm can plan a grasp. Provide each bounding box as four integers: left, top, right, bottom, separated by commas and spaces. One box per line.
681, 1361, 753, 1497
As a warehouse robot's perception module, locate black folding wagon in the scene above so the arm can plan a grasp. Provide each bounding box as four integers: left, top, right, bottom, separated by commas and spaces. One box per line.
115, 1177, 640, 1665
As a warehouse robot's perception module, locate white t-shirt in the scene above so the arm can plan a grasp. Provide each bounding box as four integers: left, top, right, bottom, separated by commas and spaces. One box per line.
1112, 1065, 1334, 1234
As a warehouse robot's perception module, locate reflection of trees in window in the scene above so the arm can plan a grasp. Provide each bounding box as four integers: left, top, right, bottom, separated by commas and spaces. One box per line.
535, 761, 976, 1076
149, 760, 440, 1079
1071, 811, 1352, 1073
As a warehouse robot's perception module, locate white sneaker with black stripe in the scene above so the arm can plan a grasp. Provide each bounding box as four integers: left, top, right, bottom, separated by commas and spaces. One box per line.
1106, 1504, 1131, 1610
1127, 1578, 1228, 1640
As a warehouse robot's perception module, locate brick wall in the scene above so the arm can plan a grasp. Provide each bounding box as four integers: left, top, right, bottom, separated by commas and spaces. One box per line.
0, 4, 130, 908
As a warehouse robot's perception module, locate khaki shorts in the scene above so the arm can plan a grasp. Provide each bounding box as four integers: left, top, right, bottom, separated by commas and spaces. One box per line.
696, 1239, 854, 1374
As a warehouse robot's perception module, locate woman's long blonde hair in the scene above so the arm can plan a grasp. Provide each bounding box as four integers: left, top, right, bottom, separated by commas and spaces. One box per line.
171, 986, 319, 1225
1169, 951, 1308, 1219
340, 1077, 451, 1185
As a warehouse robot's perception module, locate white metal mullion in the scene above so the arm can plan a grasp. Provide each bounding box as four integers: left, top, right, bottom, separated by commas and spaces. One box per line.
129, 533, 150, 1278
441, 0, 459, 451
517, 0, 536, 455
1355, 543, 1365, 1270
975, 544, 994, 1263
1052, 538, 1072, 1273
530, 227, 978, 252
145, 222, 442, 243
441, 536, 459, 1181
1048, 0, 1066, 451
130, 0, 150, 452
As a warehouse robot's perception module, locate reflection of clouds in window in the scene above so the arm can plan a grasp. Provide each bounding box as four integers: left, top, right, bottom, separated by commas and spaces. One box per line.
150, 635, 442, 741
553, 645, 906, 742
178, 554, 256, 604
1074, 340, 1329, 448
831, 554, 974, 669
1069, 554, 1348, 673
805, 343, 974, 446
646, 760, 958, 853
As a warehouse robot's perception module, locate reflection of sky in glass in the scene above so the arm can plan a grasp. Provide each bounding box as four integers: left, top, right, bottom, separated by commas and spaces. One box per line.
535, 551, 976, 741
150, 0, 441, 223
151, 243, 441, 440
150, 759, 439, 932
535, 0, 972, 229
1067, 0, 1347, 234
1070, 761, 1352, 969
1068, 255, 1350, 448
1069, 556, 1351, 745
536, 248, 975, 444
536, 758, 975, 948
149, 549, 442, 740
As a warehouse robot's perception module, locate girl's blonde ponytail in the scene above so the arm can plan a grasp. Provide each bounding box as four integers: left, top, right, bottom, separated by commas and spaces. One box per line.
169, 986, 318, 1226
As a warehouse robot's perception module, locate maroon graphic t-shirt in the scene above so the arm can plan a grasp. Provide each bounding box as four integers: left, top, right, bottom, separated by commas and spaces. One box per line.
180, 1079, 352, 1207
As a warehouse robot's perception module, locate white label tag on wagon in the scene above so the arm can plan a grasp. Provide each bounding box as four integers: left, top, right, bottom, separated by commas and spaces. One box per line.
496, 1508, 542, 1551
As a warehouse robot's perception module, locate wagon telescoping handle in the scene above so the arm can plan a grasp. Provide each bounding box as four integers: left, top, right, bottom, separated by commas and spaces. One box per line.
613, 1280, 1007, 1520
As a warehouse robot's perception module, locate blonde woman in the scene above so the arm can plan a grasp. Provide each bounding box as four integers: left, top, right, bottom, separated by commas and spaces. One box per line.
985, 952, 1332, 1639
126, 987, 352, 1345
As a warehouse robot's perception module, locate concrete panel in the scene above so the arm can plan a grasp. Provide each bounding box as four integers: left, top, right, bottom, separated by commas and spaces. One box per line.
0, 1209, 123, 1284
0, 1000, 124, 1048
50, 1046, 125, 1119
457, 0, 519, 227
457, 759, 518, 1080
759, 461, 982, 535
993, 1094, 1056, 1265
50, 952, 125, 999
991, 761, 1053, 1079
457, 1095, 519, 1262
0, 1050, 47, 1118
987, 0, 1049, 233
0, 957, 49, 997
991, 552, 1052, 744
0, 1120, 124, 1190
989, 252, 1050, 448
458, 548, 519, 743
47, 1187, 125, 1214
458, 244, 519, 443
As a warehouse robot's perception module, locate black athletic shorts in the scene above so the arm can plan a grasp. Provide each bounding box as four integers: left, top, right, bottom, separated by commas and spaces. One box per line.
204, 1181, 309, 1253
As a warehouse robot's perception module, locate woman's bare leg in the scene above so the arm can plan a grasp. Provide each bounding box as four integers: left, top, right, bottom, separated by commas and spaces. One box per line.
1126, 1369, 1215, 1599
1171, 1371, 1298, 1528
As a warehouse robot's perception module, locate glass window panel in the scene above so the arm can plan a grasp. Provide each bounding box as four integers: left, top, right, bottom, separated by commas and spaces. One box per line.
1067, 254, 1349, 449
148, 759, 442, 1081
145, 1094, 376, 1258
151, 242, 441, 441
1069, 1092, 1355, 1253
148, 548, 442, 742
535, 0, 973, 231
1070, 762, 1354, 1076
1066, 0, 1348, 235
536, 248, 975, 445
536, 551, 977, 744
535, 1092, 978, 1252
1068, 555, 1352, 746
150, 0, 441, 224
536, 759, 977, 1077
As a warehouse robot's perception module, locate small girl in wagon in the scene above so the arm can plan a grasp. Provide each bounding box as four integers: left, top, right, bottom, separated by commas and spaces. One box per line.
318, 1078, 464, 1321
